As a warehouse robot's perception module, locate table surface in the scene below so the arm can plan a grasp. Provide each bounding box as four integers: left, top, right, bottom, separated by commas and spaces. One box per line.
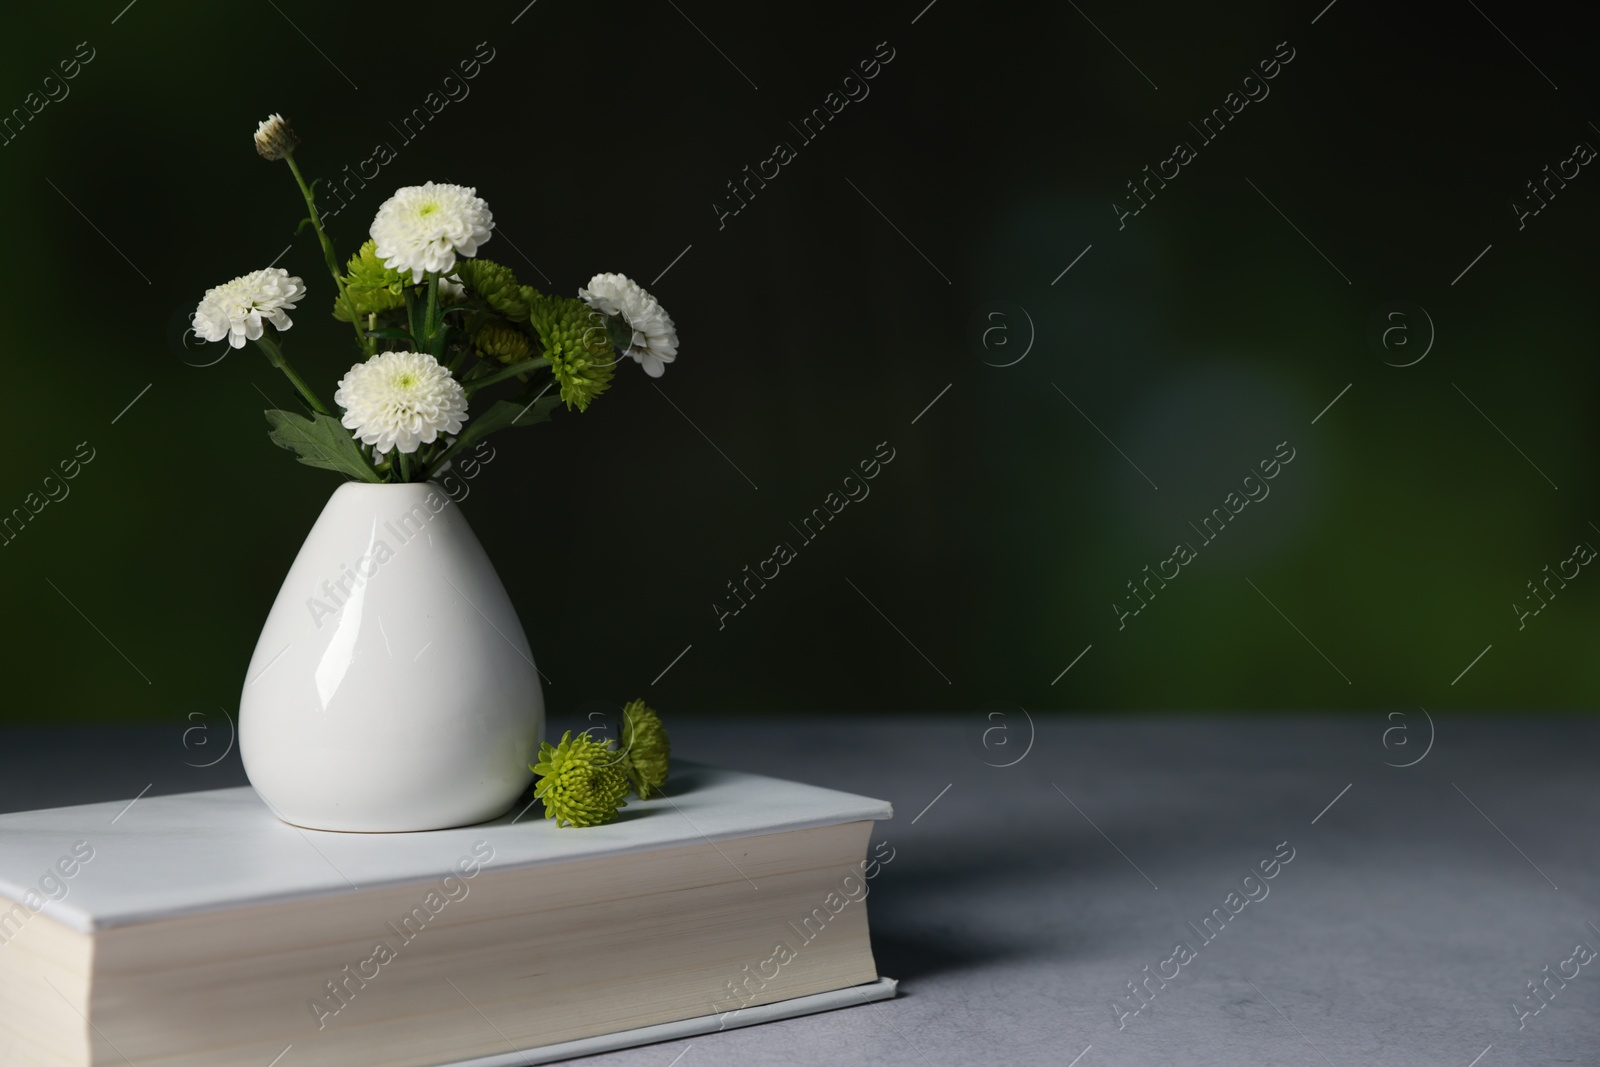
2, 715, 1595, 1067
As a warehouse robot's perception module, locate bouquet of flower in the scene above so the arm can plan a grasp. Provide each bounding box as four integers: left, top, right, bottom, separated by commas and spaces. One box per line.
192, 114, 679, 483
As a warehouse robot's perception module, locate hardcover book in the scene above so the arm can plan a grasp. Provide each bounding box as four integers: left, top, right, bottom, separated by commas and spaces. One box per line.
0, 763, 895, 1066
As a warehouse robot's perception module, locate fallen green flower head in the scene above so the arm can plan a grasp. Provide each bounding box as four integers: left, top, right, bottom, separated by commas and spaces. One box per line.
531, 730, 630, 827
620, 698, 670, 800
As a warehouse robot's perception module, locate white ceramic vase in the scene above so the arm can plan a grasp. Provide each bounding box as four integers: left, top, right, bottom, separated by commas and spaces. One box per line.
239, 481, 543, 832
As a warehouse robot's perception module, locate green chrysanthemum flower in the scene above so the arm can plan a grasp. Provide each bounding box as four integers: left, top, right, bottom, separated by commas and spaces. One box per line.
531, 730, 630, 828
332, 240, 408, 322
475, 322, 533, 365
529, 294, 615, 412
547, 347, 615, 413
453, 259, 529, 322
620, 698, 670, 799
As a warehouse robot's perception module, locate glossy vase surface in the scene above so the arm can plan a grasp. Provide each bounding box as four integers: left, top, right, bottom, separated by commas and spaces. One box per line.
240, 481, 542, 832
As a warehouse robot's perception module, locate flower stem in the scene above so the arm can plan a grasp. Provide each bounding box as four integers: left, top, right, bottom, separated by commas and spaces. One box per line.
282, 150, 370, 356
398, 450, 414, 483
424, 274, 444, 357
464, 358, 550, 396
404, 287, 422, 349
253, 335, 332, 416
419, 440, 444, 471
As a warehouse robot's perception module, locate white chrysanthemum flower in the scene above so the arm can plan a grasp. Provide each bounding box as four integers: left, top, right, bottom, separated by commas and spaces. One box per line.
192, 268, 306, 349
578, 273, 679, 378
370, 182, 493, 284
334, 351, 468, 456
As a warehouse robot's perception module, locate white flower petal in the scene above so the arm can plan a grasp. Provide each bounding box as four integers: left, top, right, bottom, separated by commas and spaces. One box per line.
193, 268, 305, 350
370, 182, 494, 284
578, 273, 679, 377
334, 351, 469, 457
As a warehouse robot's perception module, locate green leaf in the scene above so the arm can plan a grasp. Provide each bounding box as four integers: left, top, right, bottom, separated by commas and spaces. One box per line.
463, 357, 548, 395
603, 313, 633, 352
470, 394, 561, 439
433, 395, 560, 470
263, 409, 384, 483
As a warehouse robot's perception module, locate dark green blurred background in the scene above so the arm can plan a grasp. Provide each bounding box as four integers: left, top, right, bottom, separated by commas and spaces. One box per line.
1, 0, 1594, 724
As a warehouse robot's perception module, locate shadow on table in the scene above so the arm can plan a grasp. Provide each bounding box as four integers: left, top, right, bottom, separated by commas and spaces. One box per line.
860, 809, 1190, 982
870, 928, 1023, 983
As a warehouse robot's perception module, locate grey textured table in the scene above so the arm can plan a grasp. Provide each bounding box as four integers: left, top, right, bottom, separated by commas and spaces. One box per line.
3, 716, 1595, 1066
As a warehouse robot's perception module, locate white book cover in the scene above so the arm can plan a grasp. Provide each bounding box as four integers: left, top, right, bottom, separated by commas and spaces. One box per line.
0, 761, 894, 931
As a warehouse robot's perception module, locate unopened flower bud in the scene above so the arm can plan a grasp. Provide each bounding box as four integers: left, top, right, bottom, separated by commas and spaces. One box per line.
254, 113, 300, 161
